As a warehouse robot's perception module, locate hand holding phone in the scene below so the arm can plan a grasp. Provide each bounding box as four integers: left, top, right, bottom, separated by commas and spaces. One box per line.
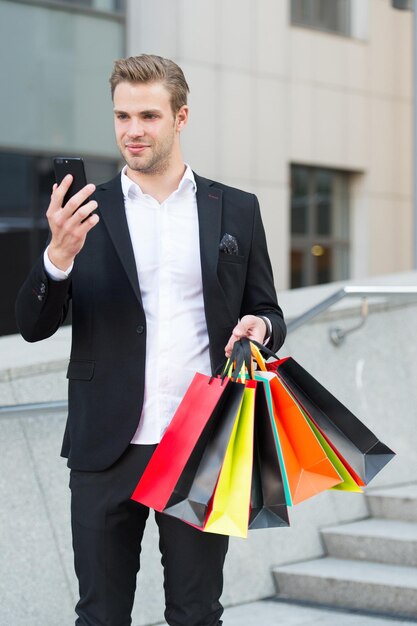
47, 157, 99, 271
53, 157, 90, 208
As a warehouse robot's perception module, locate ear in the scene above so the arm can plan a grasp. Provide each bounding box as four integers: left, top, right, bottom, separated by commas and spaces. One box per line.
176, 105, 189, 131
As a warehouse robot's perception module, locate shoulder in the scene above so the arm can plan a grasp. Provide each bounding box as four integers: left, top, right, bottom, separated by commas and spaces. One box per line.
94, 172, 122, 193
193, 172, 258, 208
90, 173, 123, 205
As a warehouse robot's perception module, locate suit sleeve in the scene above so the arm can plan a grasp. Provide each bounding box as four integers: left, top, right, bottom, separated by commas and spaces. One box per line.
240, 197, 286, 353
15, 253, 72, 342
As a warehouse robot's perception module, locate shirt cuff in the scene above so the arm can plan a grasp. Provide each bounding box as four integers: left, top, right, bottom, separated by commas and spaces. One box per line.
258, 315, 272, 346
43, 247, 73, 281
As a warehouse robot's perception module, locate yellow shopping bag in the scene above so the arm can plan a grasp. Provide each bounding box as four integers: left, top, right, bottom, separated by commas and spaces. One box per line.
304, 413, 363, 493
203, 380, 256, 538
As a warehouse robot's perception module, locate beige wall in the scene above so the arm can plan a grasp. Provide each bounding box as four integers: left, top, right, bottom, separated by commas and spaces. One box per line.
126, 0, 413, 289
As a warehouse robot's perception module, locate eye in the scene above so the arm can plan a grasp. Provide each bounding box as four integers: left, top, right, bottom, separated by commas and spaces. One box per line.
116, 113, 128, 120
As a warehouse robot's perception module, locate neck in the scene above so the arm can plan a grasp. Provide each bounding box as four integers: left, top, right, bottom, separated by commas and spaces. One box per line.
126, 158, 187, 204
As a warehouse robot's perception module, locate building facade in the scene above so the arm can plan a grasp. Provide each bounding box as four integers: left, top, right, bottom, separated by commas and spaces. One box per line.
127, 0, 413, 289
0, 0, 413, 334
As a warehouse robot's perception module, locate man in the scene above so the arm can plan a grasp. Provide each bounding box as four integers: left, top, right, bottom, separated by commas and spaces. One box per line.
16, 55, 286, 626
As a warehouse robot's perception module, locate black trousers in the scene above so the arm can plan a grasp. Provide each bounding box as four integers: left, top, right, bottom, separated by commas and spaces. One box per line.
69, 444, 229, 626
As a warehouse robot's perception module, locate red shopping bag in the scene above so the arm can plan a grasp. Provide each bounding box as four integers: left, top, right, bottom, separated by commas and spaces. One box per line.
162, 380, 246, 526
131, 373, 232, 511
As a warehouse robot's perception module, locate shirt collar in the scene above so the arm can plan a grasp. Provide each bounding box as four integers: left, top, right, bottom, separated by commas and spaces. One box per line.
121, 164, 196, 201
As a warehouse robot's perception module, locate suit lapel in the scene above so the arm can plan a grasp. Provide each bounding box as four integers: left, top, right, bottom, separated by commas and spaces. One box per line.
96, 172, 232, 320
96, 174, 143, 306
194, 173, 235, 328
194, 173, 223, 285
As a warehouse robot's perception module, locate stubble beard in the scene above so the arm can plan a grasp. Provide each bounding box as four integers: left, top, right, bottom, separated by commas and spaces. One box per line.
122, 125, 176, 176
126, 149, 171, 176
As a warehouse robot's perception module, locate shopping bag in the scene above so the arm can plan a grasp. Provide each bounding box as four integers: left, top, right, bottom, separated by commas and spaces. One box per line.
131, 373, 233, 511
249, 380, 290, 528
247, 342, 343, 504
162, 380, 245, 526
203, 380, 257, 538
263, 350, 395, 485
304, 412, 363, 492
257, 370, 343, 503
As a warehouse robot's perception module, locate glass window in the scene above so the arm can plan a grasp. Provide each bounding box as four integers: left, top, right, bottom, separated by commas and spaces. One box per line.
316, 169, 332, 236
290, 165, 350, 288
0, 1, 124, 335
0, 0, 123, 156
24, 0, 125, 13
291, 0, 350, 35
0, 151, 119, 336
290, 0, 368, 38
291, 166, 309, 235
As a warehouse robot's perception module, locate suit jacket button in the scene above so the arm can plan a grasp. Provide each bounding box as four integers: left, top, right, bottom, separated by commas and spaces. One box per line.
40, 283, 46, 294
37, 295, 44, 302
136, 325, 144, 334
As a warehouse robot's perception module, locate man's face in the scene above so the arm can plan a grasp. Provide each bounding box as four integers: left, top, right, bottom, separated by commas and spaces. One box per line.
113, 81, 186, 176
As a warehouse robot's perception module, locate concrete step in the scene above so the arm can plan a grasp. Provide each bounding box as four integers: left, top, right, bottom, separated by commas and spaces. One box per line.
156, 599, 414, 626
322, 518, 417, 567
273, 556, 417, 620
366, 483, 417, 522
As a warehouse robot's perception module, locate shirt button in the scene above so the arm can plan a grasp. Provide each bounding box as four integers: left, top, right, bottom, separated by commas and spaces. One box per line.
136, 325, 144, 334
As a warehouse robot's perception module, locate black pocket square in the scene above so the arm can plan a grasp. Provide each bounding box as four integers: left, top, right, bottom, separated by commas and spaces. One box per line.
219, 233, 239, 255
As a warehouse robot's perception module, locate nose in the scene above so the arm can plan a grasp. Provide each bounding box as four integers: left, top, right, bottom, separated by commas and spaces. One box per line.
127, 118, 145, 138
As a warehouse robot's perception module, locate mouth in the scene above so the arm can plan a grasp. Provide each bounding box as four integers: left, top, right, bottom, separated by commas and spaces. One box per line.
126, 144, 150, 154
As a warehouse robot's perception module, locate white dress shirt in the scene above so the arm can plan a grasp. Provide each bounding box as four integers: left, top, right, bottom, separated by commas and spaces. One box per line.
122, 165, 211, 443
45, 165, 212, 444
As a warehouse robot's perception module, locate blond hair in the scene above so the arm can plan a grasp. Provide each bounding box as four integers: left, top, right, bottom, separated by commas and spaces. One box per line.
109, 54, 189, 113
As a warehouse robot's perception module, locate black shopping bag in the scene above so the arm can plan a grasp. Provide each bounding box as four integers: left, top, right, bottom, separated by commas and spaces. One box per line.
249, 381, 289, 529
269, 357, 395, 485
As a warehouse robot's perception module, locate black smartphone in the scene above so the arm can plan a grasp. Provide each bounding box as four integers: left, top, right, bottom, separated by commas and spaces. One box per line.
53, 157, 89, 207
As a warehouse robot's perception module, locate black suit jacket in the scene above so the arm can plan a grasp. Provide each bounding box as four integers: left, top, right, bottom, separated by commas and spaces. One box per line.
16, 172, 286, 470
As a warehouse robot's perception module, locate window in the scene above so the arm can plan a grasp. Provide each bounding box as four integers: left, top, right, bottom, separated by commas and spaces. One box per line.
28, 0, 125, 14
290, 165, 350, 288
290, 0, 368, 39
0, 1, 124, 156
0, 152, 119, 336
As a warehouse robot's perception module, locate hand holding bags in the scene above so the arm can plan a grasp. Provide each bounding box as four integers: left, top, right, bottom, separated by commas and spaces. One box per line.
132, 343, 290, 537
132, 339, 395, 537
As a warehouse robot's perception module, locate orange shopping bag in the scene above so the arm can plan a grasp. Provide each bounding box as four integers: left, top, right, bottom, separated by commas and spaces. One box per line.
251, 342, 343, 505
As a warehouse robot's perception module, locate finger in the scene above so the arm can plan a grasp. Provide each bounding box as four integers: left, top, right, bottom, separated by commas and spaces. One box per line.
230, 323, 248, 341
68, 199, 98, 225
224, 334, 238, 357
63, 183, 96, 216
235, 318, 264, 342
82, 212, 100, 231
247, 328, 264, 343
239, 314, 258, 330
48, 175, 73, 213
69, 209, 100, 241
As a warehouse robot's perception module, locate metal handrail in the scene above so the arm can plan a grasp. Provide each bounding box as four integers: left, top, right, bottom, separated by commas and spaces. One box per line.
0, 399, 67, 417
2, 285, 417, 414
286, 286, 417, 333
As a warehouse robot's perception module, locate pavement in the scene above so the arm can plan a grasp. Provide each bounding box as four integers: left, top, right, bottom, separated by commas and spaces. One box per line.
171, 599, 417, 626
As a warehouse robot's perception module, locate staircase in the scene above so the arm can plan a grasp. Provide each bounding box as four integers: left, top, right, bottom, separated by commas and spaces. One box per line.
273, 484, 417, 620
